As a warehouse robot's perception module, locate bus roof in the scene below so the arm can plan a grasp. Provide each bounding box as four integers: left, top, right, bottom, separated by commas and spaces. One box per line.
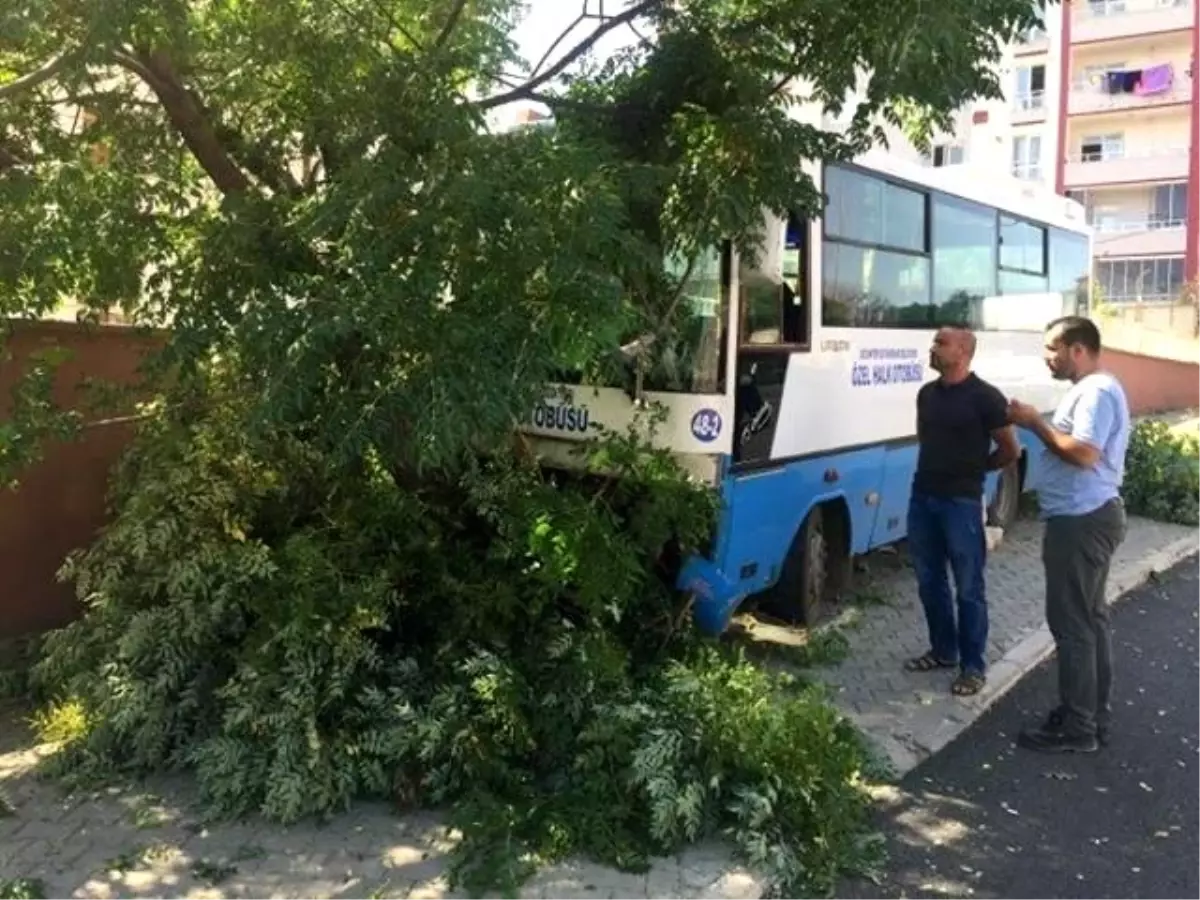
835, 149, 1090, 237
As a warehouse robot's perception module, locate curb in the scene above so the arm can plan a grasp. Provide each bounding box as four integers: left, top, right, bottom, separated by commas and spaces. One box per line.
878, 533, 1198, 778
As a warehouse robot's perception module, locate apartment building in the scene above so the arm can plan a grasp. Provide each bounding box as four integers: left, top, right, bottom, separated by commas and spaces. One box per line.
1059, 0, 1197, 306
919, 0, 1198, 306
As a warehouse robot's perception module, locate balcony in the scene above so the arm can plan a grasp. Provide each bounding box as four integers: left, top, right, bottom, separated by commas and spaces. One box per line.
1068, 73, 1193, 115
1014, 27, 1051, 56
1072, 0, 1194, 44
1011, 90, 1049, 123
1092, 217, 1188, 256
1063, 147, 1192, 187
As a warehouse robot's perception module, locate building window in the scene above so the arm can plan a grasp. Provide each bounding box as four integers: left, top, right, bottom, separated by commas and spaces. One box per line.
1066, 189, 1095, 220
1014, 65, 1046, 111
1088, 0, 1128, 15
931, 144, 965, 167
823, 165, 927, 253
1096, 257, 1186, 303
1152, 182, 1188, 228
932, 195, 997, 328
1076, 62, 1126, 91
1079, 133, 1124, 162
1011, 135, 1042, 180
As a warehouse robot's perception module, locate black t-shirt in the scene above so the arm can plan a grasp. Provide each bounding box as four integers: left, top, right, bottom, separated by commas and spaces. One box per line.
913, 373, 1009, 499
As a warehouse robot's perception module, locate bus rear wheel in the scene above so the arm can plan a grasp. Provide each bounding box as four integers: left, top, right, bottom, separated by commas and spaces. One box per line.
768, 504, 850, 627
987, 461, 1021, 529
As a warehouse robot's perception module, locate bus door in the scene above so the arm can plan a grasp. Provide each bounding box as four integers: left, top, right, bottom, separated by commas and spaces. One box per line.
732, 211, 811, 467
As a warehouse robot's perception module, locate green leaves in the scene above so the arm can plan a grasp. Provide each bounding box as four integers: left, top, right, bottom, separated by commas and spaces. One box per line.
10, 0, 1060, 895
0, 345, 82, 490
1123, 420, 1199, 526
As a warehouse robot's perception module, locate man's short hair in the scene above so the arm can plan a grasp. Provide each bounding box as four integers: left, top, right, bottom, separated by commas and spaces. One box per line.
1046, 315, 1102, 355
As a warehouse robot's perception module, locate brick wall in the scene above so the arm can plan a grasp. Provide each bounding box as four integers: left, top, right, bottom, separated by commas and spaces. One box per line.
0, 321, 165, 638
1103, 348, 1200, 416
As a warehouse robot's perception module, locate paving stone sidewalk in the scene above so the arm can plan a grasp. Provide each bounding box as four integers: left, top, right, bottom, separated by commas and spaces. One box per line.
1, 513, 1194, 899
812, 512, 1197, 775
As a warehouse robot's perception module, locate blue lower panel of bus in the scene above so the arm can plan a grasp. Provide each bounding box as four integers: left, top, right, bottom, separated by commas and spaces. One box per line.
679, 431, 1045, 635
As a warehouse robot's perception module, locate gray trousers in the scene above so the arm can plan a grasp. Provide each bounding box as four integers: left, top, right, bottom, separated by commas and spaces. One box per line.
1042, 499, 1128, 737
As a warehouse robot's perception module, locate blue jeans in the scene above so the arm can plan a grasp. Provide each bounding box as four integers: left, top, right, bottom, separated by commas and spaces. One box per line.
907, 492, 989, 675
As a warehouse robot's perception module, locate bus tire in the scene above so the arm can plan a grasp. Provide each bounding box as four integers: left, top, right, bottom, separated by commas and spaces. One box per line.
987, 461, 1021, 529
769, 504, 850, 627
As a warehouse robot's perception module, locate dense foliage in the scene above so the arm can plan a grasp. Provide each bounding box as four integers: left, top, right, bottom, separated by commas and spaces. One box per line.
4, 0, 1044, 893
0, 346, 80, 490
1123, 419, 1199, 526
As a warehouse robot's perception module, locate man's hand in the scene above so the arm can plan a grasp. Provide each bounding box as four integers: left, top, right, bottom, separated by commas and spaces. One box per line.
1009, 397, 1102, 469
1008, 398, 1041, 428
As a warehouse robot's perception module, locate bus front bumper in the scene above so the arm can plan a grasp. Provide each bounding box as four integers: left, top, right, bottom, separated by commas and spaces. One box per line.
676, 555, 743, 636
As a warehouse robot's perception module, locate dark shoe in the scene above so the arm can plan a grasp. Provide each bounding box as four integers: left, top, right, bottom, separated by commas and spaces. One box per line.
1046, 707, 1110, 747
1018, 725, 1099, 754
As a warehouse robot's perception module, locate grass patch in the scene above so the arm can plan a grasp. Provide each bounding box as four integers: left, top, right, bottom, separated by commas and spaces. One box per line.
29, 699, 88, 745
0, 878, 46, 900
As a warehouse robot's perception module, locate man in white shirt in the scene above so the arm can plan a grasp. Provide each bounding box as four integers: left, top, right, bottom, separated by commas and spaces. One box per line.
1008, 316, 1131, 754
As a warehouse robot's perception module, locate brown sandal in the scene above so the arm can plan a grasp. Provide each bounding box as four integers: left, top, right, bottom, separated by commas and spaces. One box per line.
904, 652, 957, 673
951, 672, 986, 696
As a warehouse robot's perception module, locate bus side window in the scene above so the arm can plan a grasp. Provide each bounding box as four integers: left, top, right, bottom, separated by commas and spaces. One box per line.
737, 212, 810, 349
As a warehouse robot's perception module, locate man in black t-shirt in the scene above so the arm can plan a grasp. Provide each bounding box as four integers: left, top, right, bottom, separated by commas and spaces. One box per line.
903, 326, 1020, 697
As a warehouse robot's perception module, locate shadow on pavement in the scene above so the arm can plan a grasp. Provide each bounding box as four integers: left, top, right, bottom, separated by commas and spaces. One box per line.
841, 556, 1199, 900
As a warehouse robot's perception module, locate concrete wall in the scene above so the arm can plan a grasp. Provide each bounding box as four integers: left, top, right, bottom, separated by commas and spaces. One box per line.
1100, 302, 1200, 347
0, 321, 164, 638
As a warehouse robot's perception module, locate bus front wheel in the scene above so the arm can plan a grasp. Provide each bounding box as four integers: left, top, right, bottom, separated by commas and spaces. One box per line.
769, 504, 850, 627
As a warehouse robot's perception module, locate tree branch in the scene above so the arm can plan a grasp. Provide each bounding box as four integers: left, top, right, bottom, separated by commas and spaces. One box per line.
0, 48, 81, 102
212, 119, 305, 195
113, 47, 252, 195
433, 0, 470, 49
530, 12, 587, 78
475, 0, 664, 111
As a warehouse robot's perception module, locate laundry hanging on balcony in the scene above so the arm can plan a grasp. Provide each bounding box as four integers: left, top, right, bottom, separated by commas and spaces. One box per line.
1135, 63, 1174, 95
1099, 63, 1176, 96
1103, 69, 1144, 94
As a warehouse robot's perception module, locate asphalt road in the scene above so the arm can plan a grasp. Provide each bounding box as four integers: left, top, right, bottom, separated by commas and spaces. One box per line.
842, 555, 1199, 900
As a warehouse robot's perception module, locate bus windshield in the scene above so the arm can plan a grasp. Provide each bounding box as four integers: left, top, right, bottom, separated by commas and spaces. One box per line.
556, 244, 729, 395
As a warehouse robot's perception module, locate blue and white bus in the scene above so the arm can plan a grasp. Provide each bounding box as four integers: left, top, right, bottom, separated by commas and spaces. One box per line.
522, 149, 1092, 634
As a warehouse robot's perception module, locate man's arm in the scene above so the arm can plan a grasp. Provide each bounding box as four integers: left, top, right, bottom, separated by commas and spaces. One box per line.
1012, 387, 1114, 470
987, 425, 1020, 471
915, 383, 928, 442
981, 385, 1019, 470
